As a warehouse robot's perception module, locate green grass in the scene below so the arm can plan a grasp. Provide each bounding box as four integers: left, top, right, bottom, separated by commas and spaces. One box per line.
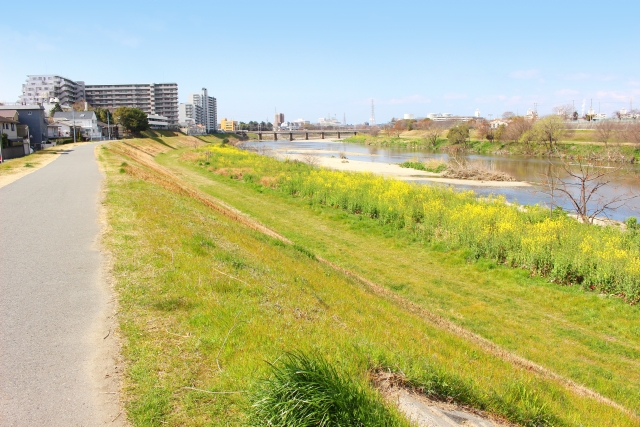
101, 137, 640, 426
399, 160, 447, 173
153, 140, 640, 412
251, 352, 409, 427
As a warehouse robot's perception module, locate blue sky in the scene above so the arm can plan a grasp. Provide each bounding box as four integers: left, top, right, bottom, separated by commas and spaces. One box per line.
1, 0, 638, 123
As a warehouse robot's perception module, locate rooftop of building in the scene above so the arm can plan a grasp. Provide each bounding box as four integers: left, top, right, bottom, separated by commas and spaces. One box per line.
53, 111, 97, 120
0, 104, 45, 111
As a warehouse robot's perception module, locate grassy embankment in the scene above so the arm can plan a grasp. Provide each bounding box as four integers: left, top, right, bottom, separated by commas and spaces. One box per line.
344, 132, 640, 161
101, 136, 640, 426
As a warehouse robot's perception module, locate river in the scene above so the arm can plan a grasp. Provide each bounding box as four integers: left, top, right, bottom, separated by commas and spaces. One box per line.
244, 139, 640, 222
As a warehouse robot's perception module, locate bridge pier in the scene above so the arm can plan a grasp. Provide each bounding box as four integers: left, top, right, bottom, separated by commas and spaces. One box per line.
354, 131, 357, 136
274, 132, 277, 141
258, 132, 262, 141
289, 132, 293, 141
321, 132, 324, 139
305, 132, 308, 140
338, 132, 341, 139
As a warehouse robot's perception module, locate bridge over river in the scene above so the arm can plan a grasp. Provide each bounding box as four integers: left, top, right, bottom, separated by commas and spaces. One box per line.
235, 129, 370, 141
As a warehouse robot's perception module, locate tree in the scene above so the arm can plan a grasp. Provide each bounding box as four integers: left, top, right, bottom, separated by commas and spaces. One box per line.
447, 124, 470, 146
543, 157, 637, 224
423, 127, 440, 147
50, 103, 63, 116
1, 133, 8, 149
532, 115, 565, 152
594, 120, 616, 146
502, 111, 515, 120
505, 116, 533, 142
114, 107, 149, 133
72, 100, 93, 111
94, 107, 113, 124
494, 124, 506, 143
624, 122, 640, 147
475, 120, 491, 140
389, 120, 405, 137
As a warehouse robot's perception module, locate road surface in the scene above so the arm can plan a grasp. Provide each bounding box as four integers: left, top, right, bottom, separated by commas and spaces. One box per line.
0, 143, 121, 426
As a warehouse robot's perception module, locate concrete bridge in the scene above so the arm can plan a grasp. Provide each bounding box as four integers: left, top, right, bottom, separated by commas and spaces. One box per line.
235, 129, 366, 141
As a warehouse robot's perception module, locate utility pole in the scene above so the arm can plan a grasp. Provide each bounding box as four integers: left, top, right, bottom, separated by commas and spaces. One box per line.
72, 108, 76, 143
107, 109, 111, 140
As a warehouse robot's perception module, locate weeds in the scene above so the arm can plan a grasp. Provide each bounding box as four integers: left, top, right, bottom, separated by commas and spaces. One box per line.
252, 352, 408, 427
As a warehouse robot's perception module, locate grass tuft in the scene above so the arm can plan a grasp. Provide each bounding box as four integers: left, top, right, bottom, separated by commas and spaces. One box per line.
251, 352, 408, 427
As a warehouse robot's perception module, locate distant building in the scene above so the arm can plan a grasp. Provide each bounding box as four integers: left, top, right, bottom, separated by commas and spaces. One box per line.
85, 83, 179, 125
179, 88, 217, 132
403, 113, 415, 120
275, 113, 284, 128
19, 75, 85, 106
426, 113, 476, 122
219, 118, 237, 132
148, 114, 169, 130
490, 119, 509, 129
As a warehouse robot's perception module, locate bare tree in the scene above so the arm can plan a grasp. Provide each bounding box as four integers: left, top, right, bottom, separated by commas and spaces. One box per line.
504, 116, 532, 142
423, 127, 441, 147
301, 152, 321, 167
474, 120, 491, 141
624, 122, 640, 147
502, 111, 515, 120
594, 120, 617, 146
543, 157, 637, 224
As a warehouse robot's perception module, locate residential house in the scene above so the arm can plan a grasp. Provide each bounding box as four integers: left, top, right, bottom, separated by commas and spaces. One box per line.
52, 111, 101, 140
0, 110, 31, 160
0, 105, 48, 147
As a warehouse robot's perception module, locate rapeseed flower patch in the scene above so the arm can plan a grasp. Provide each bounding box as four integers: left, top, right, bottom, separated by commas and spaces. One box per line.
193, 145, 640, 304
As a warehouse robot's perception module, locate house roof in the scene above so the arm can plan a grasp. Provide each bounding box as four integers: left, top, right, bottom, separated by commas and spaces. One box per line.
0, 117, 19, 124
0, 105, 44, 111
0, 110, 18, 118
53, 111, 97, 120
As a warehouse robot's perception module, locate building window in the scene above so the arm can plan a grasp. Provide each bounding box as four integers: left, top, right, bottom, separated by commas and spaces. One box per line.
11, 124, 15, 131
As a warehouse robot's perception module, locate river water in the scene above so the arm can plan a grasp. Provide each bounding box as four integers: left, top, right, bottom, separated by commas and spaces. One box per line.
245, 139, 640, 222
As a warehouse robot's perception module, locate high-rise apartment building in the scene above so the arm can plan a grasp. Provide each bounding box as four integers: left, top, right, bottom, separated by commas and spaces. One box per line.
85, 83, 179, 125
19, 75, 86, 106
179, 88, 217, 132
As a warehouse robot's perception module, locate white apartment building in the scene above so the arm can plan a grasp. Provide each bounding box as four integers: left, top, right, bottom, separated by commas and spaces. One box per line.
148, 114, 169, 129
19, 75, 86, 106
85, 83, 179, 125
179, 103, 197, 125
179, 88, 217, 132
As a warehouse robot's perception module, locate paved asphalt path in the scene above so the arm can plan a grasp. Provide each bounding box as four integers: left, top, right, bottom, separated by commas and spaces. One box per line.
0, 143, 110, 426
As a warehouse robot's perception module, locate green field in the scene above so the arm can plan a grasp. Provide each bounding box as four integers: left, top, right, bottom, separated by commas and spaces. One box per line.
99, 136, 640, 426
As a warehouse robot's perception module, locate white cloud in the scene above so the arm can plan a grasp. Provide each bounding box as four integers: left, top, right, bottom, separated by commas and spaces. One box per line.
509, 69, 540, 79
443, 93, 467, 100
596, 90, 640, 101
